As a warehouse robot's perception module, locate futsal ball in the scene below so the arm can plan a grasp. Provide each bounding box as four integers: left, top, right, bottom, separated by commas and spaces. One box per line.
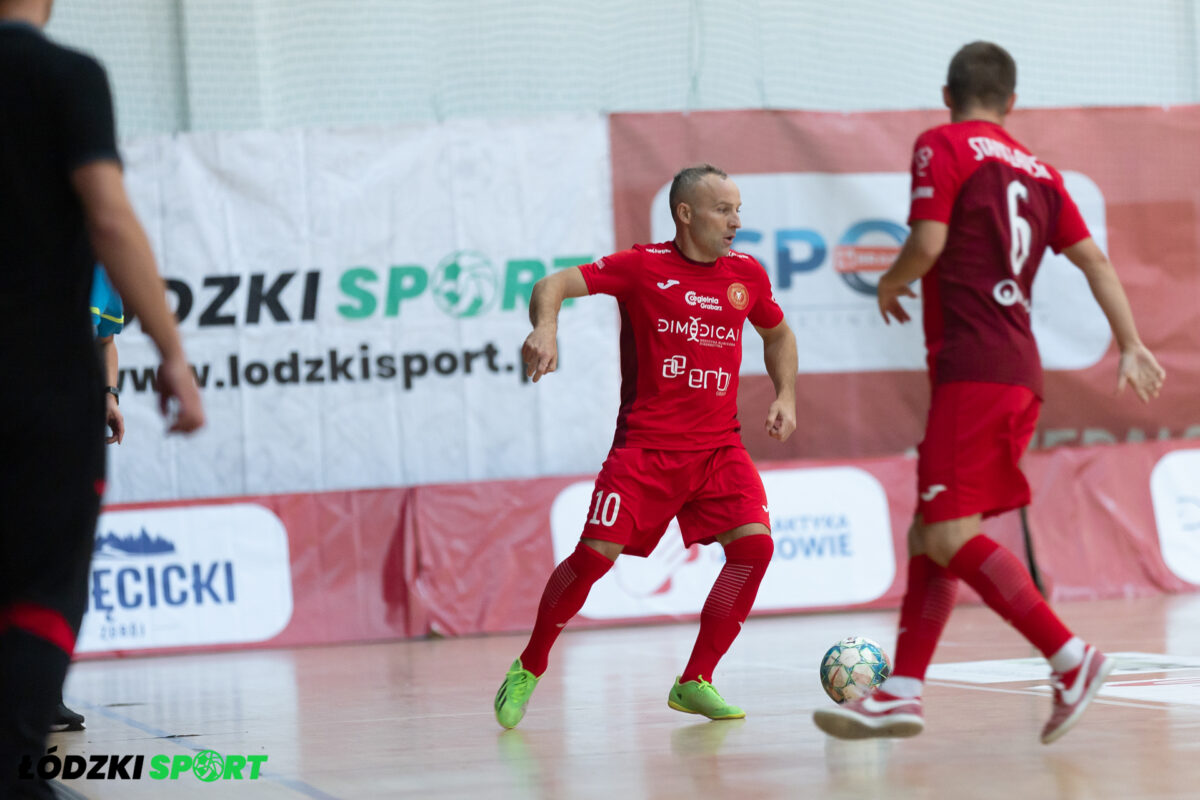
819, 636, 892, 704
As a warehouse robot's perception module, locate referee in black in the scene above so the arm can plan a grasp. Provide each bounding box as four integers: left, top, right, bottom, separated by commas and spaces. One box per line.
1, 1, 204, 796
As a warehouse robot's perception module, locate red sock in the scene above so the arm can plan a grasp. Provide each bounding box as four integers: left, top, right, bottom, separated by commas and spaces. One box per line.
892, 555, 959, 681
681, 535, 774, 684
519, 542, 614, 677
947, 534, 1072, 658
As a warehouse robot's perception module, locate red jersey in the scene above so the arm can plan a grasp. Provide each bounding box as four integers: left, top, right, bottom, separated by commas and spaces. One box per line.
578, 242, 784, 450
908, 120, 1091, 397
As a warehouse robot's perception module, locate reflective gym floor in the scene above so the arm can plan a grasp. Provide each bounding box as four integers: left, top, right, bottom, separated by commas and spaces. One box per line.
50, 594, 1200, 799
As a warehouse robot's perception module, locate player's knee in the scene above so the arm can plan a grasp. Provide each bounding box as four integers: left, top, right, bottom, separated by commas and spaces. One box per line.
725, 532, 774, 560
906, 519, 926, 557
580, 538, 622, 561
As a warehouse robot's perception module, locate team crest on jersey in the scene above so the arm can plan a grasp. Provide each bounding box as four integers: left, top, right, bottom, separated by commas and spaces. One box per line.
727, 282, 749, 310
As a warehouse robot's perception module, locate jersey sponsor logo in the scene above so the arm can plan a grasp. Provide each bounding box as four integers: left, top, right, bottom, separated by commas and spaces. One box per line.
913, 145, 934, 177
727, 282, 749, 310
656, 317, 740, 347
660, 355, 731, 396
967, 137, 1052, 181
911, 186, 934, 200
992, 279, 1032, 312
644, 247, 672, 254
684, 290, 723, 311
662, 354, 688, 378
656, 279, 681, 290
919, 484, 948, 502
727, 250, 751, 260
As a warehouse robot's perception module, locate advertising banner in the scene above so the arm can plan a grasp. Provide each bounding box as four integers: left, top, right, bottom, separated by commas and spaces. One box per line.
610, 108, 1200, 461
78, 440, 1198, 658
108, 115, 619, 503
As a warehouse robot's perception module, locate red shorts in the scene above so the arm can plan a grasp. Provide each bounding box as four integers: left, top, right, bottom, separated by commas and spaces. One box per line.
581, 445, 771, 557
917, 381, 1040, 523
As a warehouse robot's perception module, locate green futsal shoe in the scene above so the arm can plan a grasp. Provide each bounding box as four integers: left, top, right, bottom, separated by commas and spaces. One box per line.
668, 677, 746, 720
494, 659, 540, 729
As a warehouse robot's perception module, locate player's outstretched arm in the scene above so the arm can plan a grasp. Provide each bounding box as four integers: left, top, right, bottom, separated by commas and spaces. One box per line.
1063, 238, 1166, 402
877, 220, 948, 324
72, 161, 205, 433
756, 321, 798, 442
523, 267, 590, 383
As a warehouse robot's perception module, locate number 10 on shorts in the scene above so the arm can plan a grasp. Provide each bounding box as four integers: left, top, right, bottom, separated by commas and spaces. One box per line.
588, 491, 621, 527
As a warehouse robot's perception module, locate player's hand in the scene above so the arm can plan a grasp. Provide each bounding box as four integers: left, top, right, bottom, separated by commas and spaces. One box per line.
1117, 343, 1166, 403
877, 274, 917, 325
765, 397, 796, 442
522, 325, 558, 383
105, 393, 125, 444
157, 354, 205, 433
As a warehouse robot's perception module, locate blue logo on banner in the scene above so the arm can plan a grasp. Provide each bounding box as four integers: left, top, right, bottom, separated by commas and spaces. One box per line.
772, 514, 854, 560
94, 529, 177, 557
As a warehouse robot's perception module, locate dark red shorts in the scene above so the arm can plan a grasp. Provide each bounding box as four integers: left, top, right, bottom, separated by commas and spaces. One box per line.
581, 445, 771, 557
917, 381, 1040, 524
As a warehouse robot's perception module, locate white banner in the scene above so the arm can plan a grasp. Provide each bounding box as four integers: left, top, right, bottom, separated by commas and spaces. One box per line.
78, 504, 293, 652
1151, 449, 1200, 586
650, 171, 1111, 374
109, 116, 618, 501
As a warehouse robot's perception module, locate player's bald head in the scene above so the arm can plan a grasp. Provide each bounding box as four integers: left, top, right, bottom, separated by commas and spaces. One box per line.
0, 0, 54, 25
946, 41, 1016, 114
669, 164, 729, 224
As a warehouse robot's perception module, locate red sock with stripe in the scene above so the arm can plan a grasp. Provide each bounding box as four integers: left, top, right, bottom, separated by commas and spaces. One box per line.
681, 534, 774, 684
519, 542, 614, 677
891, 555, 959, 681
947, 534, 1072, 658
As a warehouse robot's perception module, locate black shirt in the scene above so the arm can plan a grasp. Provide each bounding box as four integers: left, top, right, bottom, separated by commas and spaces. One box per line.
0, 21, 119, 415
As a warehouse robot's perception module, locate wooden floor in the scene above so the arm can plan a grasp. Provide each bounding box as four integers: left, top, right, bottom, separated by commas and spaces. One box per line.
51, 593, 1200, 799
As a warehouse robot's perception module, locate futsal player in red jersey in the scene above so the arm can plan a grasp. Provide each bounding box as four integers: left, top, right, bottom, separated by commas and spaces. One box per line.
493, 164, 798, 729
814, 42, 1166, 744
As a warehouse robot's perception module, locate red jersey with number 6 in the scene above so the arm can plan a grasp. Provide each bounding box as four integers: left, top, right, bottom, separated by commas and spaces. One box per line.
908, 120, 1090, 398
577, 242, 784, 451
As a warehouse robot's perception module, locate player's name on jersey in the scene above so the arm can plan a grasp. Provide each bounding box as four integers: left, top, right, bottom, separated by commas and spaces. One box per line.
967, 136, 1051, 180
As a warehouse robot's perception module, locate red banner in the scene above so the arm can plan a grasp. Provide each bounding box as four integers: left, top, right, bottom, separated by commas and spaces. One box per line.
81, 440, 1199, 659
609, 108, 1200, 462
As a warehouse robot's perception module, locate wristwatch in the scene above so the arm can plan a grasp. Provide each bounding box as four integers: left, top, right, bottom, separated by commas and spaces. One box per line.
105, 386, 119, 405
